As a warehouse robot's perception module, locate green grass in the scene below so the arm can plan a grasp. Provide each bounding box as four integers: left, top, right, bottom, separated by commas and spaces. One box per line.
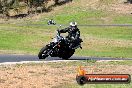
45, 60, 97, 68
80, 27, 132, 40
108, 60, 132, 65
0, 0, 132, 58
0, 25, 131, 58
0, 26, 51, 54
57, 83, 132, 88
52, 10, 106, 25
0, 25, 132, 58
76, 47, 132, 58
12, 60, 132, 67
113, 15, 132, 24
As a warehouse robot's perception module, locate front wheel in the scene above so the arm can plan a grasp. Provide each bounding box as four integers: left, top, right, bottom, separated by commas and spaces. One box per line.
61, 49, 75, 60
38, 46, 50, 59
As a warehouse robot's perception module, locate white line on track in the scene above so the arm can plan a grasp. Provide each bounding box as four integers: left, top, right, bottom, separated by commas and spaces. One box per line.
0, 60, 79, 65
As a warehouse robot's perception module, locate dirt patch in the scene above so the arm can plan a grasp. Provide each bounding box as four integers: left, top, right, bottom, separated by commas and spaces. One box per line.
0, 63, 75, 88
0, 0, 131, 23
78, 0, 132, 14
0, 61, 132, 88
109, 3, 132, 14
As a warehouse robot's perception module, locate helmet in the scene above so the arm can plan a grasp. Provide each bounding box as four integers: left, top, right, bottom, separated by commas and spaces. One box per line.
70, 22, 77, 27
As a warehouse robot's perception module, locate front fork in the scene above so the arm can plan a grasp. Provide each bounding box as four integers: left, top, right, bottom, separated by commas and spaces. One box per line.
47, 42, 60, 55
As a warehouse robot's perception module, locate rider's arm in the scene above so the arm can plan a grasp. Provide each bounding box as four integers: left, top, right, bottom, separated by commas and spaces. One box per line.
59, 27, 69, 33
75, 29, 80, 39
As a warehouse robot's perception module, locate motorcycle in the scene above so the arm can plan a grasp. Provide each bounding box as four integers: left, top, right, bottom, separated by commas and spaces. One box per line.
38, 26, 83, 60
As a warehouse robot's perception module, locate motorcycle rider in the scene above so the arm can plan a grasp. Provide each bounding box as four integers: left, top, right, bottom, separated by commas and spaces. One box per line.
58, 22, 81, 49
47, 19, 56, 25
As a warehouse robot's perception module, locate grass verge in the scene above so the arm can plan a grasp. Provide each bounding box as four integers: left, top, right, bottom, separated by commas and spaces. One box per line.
0, 0, 132, 58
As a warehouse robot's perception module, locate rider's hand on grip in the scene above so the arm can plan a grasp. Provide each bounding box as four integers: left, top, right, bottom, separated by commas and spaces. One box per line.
57, 29, 60, 33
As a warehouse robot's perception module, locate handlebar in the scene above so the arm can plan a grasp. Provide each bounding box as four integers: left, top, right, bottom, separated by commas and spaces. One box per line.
56, 29, 65, 41
57, 30, 60, 36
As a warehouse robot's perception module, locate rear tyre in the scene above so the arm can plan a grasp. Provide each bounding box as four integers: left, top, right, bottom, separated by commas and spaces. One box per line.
38, 46, 49, 59
61, 49, 75, 60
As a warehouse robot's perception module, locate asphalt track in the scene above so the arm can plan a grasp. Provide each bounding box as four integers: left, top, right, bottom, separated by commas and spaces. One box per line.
0, 54, 132, 64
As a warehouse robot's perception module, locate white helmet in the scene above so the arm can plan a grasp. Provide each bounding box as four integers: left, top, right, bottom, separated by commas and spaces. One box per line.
70, 22, 77, 27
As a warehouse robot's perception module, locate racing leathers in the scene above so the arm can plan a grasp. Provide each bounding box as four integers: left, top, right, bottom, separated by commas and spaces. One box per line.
59, 26, 80, 48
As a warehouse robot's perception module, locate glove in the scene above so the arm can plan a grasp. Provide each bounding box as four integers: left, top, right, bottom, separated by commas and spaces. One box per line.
57, 29, 60, 32
57, 30, 60, 34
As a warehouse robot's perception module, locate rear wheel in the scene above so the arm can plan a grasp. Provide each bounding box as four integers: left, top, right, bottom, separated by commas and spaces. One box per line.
38, 46, 50, 59
61, 49, 75, 60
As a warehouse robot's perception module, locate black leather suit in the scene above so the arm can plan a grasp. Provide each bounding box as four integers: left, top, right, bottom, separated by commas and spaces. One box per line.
59, 26, 80, 48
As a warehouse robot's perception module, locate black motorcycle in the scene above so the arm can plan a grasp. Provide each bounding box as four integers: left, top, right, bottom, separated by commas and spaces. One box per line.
38, 28, 83, 60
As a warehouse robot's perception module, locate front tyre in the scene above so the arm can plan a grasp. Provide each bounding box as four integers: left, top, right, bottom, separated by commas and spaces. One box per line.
61, 49, 75, 60
38, 46, 49, 59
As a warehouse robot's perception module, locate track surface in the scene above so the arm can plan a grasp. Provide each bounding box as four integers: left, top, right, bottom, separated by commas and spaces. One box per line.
0, 54, 132, 63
